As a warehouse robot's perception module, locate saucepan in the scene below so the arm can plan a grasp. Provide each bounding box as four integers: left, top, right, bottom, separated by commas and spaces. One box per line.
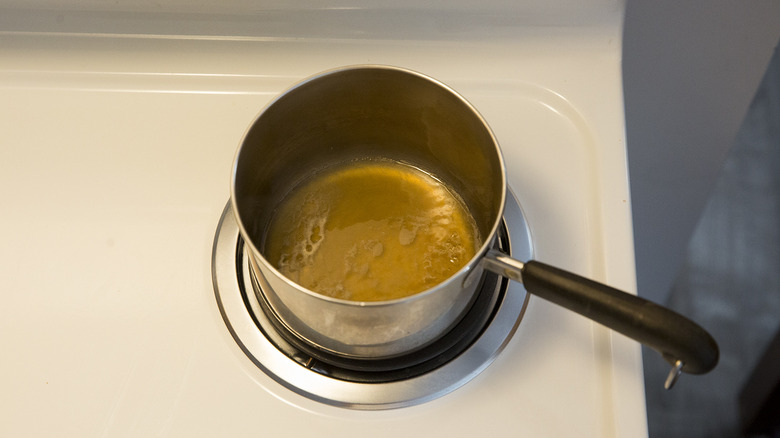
231, 65, 718, 386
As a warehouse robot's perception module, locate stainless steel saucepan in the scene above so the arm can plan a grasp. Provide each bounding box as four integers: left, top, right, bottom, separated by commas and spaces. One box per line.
231, 65, 718, 387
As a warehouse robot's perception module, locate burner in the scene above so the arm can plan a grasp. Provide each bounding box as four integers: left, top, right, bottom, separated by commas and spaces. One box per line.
212, 191, 532, 409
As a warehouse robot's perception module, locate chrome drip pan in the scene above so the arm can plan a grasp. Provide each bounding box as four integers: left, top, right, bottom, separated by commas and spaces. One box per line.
212, 190, 532, 409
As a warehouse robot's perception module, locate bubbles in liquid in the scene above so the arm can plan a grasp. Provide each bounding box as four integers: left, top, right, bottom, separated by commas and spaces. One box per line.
275, 200, 328, 276
263, 160, 481, 302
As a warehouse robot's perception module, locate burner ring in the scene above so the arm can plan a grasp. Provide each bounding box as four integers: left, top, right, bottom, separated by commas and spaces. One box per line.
212, 191, 532, 409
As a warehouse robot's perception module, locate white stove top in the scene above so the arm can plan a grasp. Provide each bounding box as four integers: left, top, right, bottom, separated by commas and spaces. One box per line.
0, 3, 646, 436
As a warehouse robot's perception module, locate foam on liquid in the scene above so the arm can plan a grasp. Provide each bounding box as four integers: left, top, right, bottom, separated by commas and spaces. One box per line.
263, 160, 481, 302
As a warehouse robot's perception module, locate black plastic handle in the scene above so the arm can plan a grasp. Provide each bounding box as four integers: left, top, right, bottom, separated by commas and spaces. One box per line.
520, 260, 719, 375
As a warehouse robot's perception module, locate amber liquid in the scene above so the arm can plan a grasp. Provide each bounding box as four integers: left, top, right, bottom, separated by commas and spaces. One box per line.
263, 160, 481, 302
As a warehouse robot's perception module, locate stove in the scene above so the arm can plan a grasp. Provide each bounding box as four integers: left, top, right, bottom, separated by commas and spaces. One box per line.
0, 2, 646, 436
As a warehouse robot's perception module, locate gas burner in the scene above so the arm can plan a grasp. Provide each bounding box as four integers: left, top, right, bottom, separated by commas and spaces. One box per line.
212, 191, 532, 409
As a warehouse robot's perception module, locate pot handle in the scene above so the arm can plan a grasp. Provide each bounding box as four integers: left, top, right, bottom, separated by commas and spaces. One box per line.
482, 249, 719, 389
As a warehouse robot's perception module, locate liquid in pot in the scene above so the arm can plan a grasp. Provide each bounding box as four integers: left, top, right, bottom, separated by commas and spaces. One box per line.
263, 159, 481, 302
